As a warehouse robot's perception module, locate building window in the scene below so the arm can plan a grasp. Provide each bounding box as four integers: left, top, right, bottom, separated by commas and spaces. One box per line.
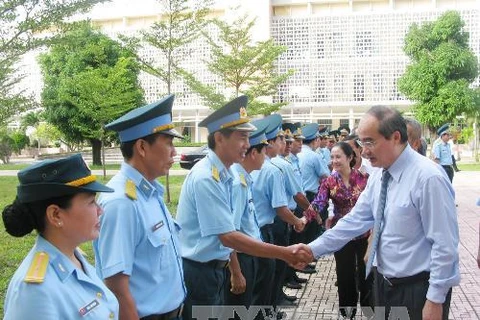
356, 31, 373, 57
312, 77, 326, 102
354, 74, 365, 101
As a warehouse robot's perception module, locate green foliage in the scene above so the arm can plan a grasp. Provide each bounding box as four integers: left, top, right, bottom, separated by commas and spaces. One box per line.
399, 11, 479, 130
119, 0, 211, 92
182, 14, 293, 115
39, 22, 144, 164
33, 123, 62, 147
9, 131, 29, 155
0, 129, 14, 164
0, 0, 108, 126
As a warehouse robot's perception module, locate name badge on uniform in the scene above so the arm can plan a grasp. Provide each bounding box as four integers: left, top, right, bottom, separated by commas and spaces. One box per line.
79, 299, 99, 316
152, 220, 164, 232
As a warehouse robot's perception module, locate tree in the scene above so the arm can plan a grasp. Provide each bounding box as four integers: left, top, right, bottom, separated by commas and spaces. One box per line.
181, 14, 293, 115
39, 22, 144, 165
398, 11, 480, 132
119, 0, 211, 202
10, 131, 29, 155
0, 128, 14, 164
0, 0, 108, 125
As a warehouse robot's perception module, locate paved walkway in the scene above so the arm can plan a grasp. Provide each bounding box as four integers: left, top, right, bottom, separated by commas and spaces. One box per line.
282, 171, 480, 320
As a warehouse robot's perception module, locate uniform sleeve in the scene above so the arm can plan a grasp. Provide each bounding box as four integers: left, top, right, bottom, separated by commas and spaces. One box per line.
433, 143, 441, 160
96, 199, 139, 278
4, 283, 59, 320
284, 164, 303, 195
269, 168, 288, 209
313, 155, 329, 178
193, 176, 236, 237
232, 182, 247, 231
419, 175, 460, 303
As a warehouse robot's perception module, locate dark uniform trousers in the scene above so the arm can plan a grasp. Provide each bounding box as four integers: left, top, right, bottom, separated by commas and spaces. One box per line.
271, 216, 291, 306
225, 253, 258, 309
304, 191, 327, 243
374, 268, 452, 320
442, 165, 454, 183
182, 258, 228, 320
252, 224, 276, 308
333, 237, 372, 319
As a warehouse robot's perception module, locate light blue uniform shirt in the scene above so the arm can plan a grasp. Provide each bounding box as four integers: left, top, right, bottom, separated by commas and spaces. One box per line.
288, 153, 303, 193
231, 163, 262, 240
309, 145, 460, 304
316, 147, 331, 165
94, 163, 185, 317
434, 142, 453, 166
251, 156, 288, 227
177, 150, 236, 262
271, 155, 303, 210
4, 236, 119, 320
298, 145, 330, 193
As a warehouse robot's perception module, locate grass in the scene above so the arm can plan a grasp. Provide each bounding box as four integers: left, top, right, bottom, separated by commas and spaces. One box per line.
0, 175, 185, 315
457, 163, 480, 171
0, 162, 183, 171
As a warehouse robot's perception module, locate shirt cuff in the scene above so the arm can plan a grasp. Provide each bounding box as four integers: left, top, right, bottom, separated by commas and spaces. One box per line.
308, 237, 327, 260
426, 284, 450, 304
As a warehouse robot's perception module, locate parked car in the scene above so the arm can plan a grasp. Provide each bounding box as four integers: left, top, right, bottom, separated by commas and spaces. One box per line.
179, 145, 208, 170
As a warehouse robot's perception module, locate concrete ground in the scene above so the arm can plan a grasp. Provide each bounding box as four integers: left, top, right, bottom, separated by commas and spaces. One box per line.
282, 171, 480, 319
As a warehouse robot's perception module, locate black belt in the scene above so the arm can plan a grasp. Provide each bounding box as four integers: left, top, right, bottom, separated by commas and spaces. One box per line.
381, 271, 430, 287
204, 259, 229, 269
141, 304, 183, 320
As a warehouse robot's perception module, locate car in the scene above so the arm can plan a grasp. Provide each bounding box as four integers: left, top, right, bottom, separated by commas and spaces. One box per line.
179, 145, 208, 170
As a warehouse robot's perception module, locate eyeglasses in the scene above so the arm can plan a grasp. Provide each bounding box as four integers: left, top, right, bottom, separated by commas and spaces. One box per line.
356, 139, 376, 149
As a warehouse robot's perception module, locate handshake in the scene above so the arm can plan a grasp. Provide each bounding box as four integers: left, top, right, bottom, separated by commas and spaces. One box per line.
282, 243, 314, 270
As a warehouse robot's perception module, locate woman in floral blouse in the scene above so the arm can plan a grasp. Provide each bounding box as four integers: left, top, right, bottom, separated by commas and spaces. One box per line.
305, 141, 370, 319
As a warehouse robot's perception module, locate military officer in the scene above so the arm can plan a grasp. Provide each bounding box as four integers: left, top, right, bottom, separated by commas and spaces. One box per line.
433, 124, 454, 182
2, 154, 119, 319
226, 120, 269, 312
93, 95, 186, 319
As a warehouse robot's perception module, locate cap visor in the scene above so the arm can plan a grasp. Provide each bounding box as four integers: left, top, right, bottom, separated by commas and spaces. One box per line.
295, 135, 305, 140
230, 122, 257, 132
81, 181, 114, 193
160, 129, 184, 139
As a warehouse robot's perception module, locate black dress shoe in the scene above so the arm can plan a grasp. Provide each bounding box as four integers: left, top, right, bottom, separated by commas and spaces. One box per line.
276, 311, 287, 319
297, 266, 316, 274
283, 293, 297, 302
278, 298, 297, 307
293, 274, 308, 283
285, 280, 302, 289
307, 263, 316, 269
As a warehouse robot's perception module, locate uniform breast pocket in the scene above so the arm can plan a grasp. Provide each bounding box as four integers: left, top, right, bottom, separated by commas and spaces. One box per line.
386, 205, 420, 238
147, 226, 172, 269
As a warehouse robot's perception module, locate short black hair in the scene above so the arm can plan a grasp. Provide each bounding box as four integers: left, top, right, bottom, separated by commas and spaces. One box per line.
366, 105, 408, 143
207, 128, 234, 150
120, 132, 163, 160
246, 144, 266, 156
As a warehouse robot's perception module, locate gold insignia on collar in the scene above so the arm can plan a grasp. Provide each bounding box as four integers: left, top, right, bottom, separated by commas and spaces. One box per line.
24, 252, 49, 283
239, 107, 247, 118
296, 128, 302, 135
125, 180, 137, 200
239, 173, 247, 187
284, 129, 292, 135
212, 166, 220, 182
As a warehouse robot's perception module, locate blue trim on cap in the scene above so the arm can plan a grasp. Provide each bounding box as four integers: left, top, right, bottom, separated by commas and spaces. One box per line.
266, 126, 281, 140
206, 113, 240, 133
118, 114, 171, 142
250, 133, 267, 146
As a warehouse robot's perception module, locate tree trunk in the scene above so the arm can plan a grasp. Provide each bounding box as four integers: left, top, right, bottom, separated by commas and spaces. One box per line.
90, 138, 102, 166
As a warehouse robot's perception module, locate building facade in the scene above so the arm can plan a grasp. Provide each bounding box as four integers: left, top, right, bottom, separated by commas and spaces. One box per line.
17, 0, 480, 141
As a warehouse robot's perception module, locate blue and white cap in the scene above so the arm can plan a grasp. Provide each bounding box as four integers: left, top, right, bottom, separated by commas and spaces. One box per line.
249, 119, 269, 147
302, 123, 320, 141
199, 95, 256, 134
105, 94, 183, 142
264, 114, 284, 140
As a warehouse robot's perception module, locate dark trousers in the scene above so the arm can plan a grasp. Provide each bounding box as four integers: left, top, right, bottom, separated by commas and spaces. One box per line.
182, 258, 227, 320
451, 155, 460, 172
442, 165, 454, 183
333, 238, 372, 319
225, 253, 258, 308
271, 216, 291, 306
304, 191, 327, 243
374, 269, 452, 320
252, 224, 276, 307
285, 206, 305, 282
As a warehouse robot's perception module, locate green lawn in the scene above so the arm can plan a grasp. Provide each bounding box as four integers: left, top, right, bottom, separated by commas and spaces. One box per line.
0, 162, 183, 171
0, 175, 185, 315
457, 163, 480, 171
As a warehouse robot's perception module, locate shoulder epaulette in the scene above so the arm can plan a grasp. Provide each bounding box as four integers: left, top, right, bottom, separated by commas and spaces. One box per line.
212, 166, 220, 182
239, 173, 247, 187
125, 179, 137, 200
24, 251, 49, 284
271, 162, 284, 173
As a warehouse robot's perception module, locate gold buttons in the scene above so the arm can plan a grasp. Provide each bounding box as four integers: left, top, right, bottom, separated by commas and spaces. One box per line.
96, 292, 102, 298
109, 312, 115, 319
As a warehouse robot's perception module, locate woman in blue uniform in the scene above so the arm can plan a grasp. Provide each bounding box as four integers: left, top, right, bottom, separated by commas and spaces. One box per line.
2, 154, 119, 319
